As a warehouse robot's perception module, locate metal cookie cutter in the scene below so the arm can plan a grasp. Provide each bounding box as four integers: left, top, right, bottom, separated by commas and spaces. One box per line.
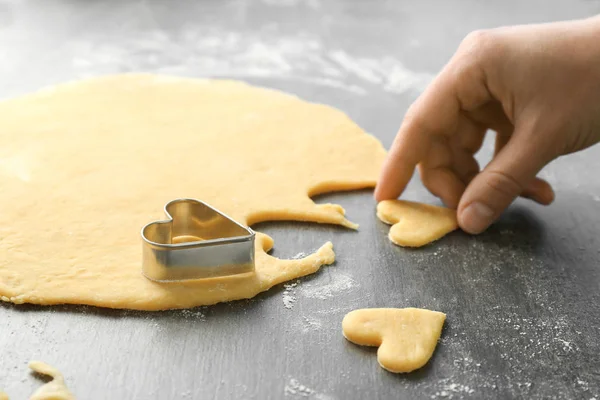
141, 198, 255, 282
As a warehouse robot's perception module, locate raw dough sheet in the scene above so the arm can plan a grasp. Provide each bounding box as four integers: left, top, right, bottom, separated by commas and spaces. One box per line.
0, 74, 386, 310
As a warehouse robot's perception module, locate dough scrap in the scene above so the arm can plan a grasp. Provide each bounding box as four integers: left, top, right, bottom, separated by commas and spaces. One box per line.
0, 74, 386, 310
342, 308, 446, 373
0, 362, 73, 400
376, 200, 458, 247
29, 361, 74, 400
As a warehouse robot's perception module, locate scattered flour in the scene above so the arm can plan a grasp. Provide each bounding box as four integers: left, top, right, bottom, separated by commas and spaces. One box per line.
301, 316, 322, 333
316, 306, 347, 315
329, 50, 432, 94
430, 383, 475, 399
292, 252, 307, 259
282, 271, 358, 309
284, 378, 314, 397
298, 273, 357, 300
282, 282, 298, 309
69, 27, 433, 96
284, 378, 334, 399
490, 313, 581, 362
261, 0, 321, 9
179, 309, 206, 320
577, 379, 590, 391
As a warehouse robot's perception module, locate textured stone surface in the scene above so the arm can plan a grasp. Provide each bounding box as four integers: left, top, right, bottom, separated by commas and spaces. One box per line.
1, 1, 599, 399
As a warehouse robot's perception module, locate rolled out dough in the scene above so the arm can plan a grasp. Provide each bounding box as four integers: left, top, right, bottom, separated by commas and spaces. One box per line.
0, 74, 386, 310
376, 200, 458, 247
342, 308, 446, 373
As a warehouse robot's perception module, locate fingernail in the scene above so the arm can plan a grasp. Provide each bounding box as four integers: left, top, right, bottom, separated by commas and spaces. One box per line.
461, 202, 494, 234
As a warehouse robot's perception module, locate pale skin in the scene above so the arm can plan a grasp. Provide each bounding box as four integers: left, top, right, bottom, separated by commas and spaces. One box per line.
375, 15, 600, 234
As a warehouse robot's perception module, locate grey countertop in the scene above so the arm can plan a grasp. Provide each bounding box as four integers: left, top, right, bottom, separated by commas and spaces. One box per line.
1, 1, 600, 399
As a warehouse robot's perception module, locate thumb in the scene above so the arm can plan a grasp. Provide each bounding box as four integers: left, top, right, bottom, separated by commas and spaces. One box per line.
457, 128, 552, 234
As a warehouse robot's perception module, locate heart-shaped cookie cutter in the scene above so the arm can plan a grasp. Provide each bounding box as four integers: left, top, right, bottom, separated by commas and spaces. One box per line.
141, 198, 255, 282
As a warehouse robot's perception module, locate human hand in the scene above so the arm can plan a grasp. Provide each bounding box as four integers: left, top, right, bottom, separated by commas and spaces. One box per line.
375, 16, 600, 234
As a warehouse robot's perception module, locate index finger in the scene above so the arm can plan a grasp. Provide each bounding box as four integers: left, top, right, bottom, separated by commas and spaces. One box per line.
374, 71, 460, 202
374, 37, 494, 201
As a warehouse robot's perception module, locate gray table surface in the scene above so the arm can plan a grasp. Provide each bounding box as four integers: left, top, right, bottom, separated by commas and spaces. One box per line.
1, 1, 600, 399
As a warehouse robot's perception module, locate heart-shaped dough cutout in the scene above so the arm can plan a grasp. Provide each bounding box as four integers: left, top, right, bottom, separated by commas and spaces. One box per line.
342, 308, 446, 373
377, 200, 458, 247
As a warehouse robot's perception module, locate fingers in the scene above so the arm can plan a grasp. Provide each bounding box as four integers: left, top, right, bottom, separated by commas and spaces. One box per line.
522, 177, 555, 205
374, 78, 457, 201
457, 124, 552, 234
419, 119, 482, 208
375, 30, 498, 202
494, 129, 511, 156
451, 115, 484, 186
493, 128, 554, 205
451, 152, 480, 186
418, 165, 465, 208
374, 73, 475, 201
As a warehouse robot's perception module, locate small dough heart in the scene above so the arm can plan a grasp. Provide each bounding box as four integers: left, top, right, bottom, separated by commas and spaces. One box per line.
342, 308, 446, 373
376, 200, 458, 247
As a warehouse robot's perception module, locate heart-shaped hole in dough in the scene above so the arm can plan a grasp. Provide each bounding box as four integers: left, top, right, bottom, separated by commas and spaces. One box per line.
376, 200, 458, 247
342, 307, 446, 373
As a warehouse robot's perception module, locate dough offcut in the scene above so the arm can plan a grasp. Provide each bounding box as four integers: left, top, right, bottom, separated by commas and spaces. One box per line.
29, 361, 74, 400
342, 308, 446, 373
377, 200, 458, 247
0, 361, 73, 400
0, 74, 386, 310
